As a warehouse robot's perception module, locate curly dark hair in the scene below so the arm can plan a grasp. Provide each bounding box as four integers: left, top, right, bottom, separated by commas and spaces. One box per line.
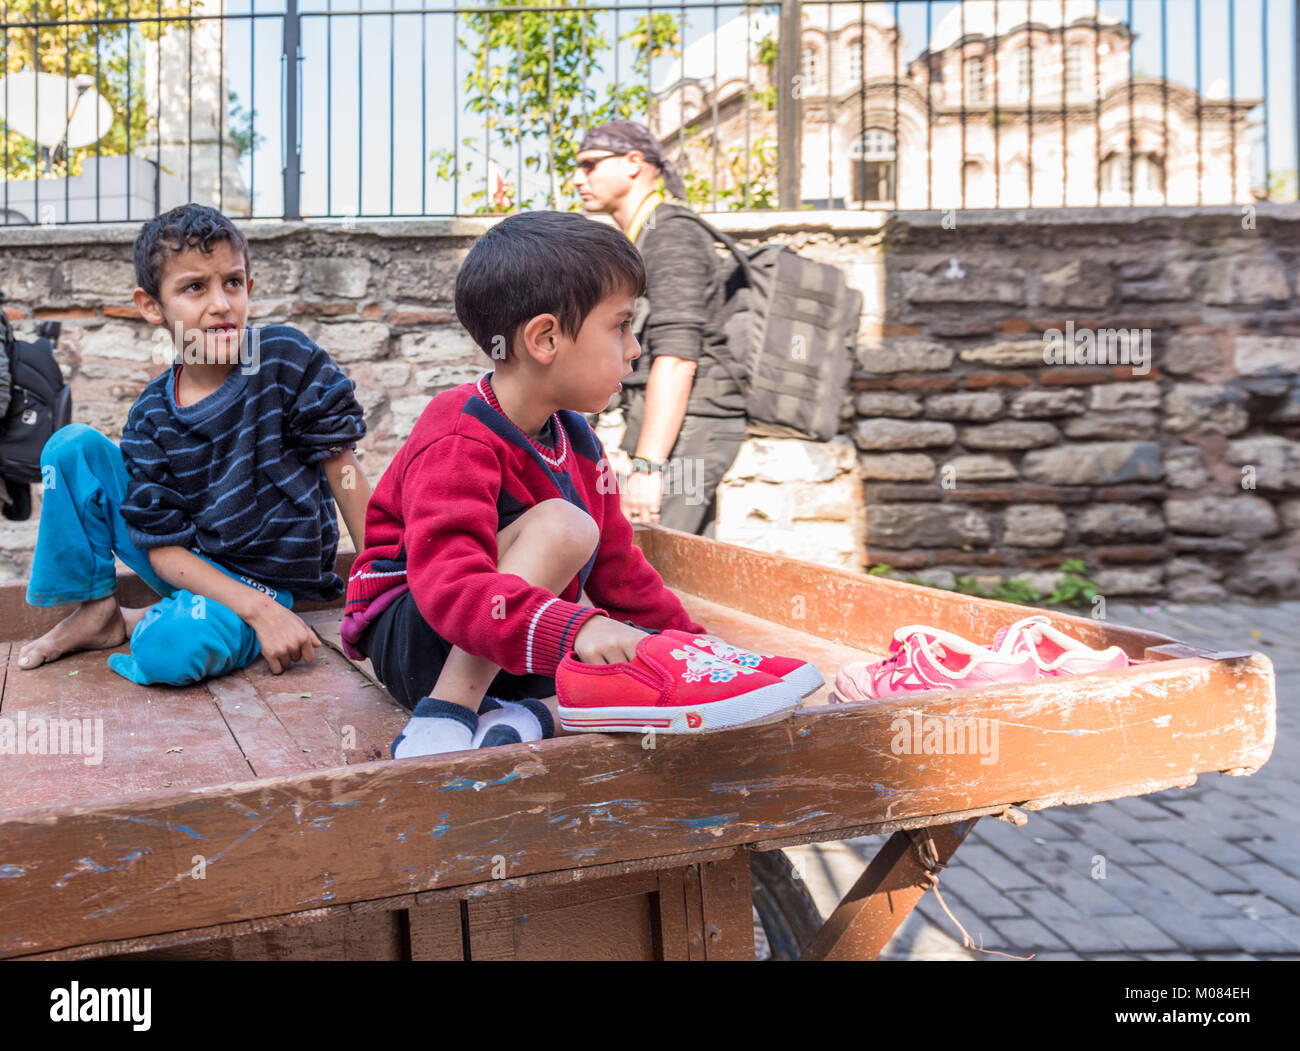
133, 203, 250, 300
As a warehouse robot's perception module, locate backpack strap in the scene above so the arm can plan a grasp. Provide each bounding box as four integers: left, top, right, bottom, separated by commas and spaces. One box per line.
646, 208, 757, 399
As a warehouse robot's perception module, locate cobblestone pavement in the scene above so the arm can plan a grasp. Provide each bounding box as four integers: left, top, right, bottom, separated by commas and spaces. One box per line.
784, 601, 1300, 961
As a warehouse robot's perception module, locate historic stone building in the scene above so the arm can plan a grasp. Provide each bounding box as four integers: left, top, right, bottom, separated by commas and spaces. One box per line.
651, 0, 1260, 210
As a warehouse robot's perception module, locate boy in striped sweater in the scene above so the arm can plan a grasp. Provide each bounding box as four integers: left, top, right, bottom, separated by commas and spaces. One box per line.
341, 210, 707, 757
17, 204, 371, 686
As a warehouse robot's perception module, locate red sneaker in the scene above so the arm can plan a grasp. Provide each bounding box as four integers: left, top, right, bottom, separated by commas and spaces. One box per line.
556, 632, 803, 733
659, 629, 824, 698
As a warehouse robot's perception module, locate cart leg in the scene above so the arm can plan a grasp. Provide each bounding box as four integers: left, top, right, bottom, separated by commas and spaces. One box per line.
800, 819, 979, 961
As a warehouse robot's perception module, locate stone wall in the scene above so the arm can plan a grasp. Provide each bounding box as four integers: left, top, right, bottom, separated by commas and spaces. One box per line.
821, 207, 1300, 602
2, 205, 1298, 598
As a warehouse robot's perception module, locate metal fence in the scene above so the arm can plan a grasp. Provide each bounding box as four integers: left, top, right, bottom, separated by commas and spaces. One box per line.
1, 0, 1297, 224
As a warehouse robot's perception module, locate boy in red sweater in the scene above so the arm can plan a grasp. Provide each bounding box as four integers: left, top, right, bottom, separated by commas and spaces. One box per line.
342, 210, 709, 756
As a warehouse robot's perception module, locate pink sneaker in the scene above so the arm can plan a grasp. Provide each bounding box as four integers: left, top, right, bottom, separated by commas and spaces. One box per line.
993, 615, 1134, 677
557, 632, 803, 734
659, 629, 825, 698
834, 625, 1039, 701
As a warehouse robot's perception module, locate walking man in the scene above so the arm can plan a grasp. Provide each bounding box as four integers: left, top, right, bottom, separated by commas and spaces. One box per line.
572, 120, 746, 535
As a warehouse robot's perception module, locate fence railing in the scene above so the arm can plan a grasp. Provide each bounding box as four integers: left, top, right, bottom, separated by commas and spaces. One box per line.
1, 0, 1296, 225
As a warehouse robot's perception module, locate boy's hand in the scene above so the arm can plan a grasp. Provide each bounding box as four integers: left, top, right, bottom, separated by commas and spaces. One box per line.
246, 602, 323, 674
621, 470, 662, 524
572, 616, 647, 664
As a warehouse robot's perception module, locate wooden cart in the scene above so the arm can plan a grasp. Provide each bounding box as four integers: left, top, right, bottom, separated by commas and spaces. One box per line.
0, 528, 1276, 961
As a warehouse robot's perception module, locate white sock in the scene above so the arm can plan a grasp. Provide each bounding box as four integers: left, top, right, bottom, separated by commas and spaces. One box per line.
473, 696, 554, 748
391, 698, 477, 759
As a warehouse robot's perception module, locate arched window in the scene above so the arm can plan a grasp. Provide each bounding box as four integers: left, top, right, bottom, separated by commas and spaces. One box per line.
964, 55, 986, 103
802, 47, 819, 89
846, 39, 862, 85
851, 129, 896, 203
1103, 151, 1165, 197
1064, 45, 1085, 95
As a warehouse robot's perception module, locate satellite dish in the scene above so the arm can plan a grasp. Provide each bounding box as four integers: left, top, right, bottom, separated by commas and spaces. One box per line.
0, 72, 114, 149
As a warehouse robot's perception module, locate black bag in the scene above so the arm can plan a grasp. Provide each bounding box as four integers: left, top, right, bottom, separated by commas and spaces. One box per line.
0, 301, 71, 491
670, 211, 862, 443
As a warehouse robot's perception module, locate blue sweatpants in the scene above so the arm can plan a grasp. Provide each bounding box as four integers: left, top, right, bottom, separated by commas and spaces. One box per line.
26, 423, 293, 687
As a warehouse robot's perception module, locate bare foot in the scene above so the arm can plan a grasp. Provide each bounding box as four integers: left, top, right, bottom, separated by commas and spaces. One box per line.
16, 595, 129, 670
121, 605, 150, 635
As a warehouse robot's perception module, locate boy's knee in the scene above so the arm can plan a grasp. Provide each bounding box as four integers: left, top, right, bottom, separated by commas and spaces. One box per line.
515, 499, 599, 563
41, 423, 104, 467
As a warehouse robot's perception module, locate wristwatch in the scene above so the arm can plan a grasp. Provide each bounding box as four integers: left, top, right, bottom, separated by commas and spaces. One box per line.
630, 456, 665, 474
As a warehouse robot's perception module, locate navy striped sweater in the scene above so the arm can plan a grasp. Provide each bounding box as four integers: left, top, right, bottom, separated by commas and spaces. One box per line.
119, 325, 366, 603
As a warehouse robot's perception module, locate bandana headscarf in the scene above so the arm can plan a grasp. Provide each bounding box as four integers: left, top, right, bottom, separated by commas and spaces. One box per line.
578, 119, 687, 200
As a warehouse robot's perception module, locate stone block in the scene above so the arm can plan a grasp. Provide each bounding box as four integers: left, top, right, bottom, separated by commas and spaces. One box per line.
725, 436, 856, 484
79, 321, 164, 363
58, 260, 137, 301
1224, 436, 1300, 490
852, 419, 956, 451
1164, 496, 1279, 538
398, 325, 479, 364
314, 320, 391, 364
1204, 255, 1291, 306
1163, 333, 1223, 376
942, 454, 1018, 483
924, 391, 1003, 421
1021, 442, 1163, 486
1233, 543, 1300, 594
253, 259, 304, 296
370, 362, 412, 388
1163, 446, 1210, 490
856, 453, 936, 481
1164, 383, 1249, 436
1041, 259, 1115, 309
1078, 504, 1165, 542
902, 267, 1027, 305
390, 394, 434, 439
1122, 260, 1200, 302
1093, 567, 1164, 595
310, 258, 371, 298
960, 421, 1059, 450
1009, 388, 1087, 418
957, 340, 1045, 368
855, 340, 954, 374
1233, 335, 1300, 377
1002, 504, 1067, 547
383, 256, 462, 301
1091, 383, 1161, 410
1062, 410, 1158, 440
867, 504, 991, 548
0, 260, 54, 301
854, 391, 923, 417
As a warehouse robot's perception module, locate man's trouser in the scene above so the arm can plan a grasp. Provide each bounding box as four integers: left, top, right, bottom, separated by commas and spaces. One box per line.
619, 390, 746, 537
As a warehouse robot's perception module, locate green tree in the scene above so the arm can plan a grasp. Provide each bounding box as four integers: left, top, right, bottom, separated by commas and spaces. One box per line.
431, 0, 682, 214
2, 1, 254, 181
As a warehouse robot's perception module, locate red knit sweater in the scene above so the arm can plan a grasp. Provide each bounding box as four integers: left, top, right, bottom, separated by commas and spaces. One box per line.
340, 373, 705, 676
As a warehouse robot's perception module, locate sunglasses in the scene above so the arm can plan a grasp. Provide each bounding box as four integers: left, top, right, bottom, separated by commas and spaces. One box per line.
575, 152, 625, 175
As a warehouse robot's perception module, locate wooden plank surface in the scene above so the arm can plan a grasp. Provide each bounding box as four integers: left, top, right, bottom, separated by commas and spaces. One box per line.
0, 618, 409, 811
0, 638, 255, 810
0, 644, 1270, 959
